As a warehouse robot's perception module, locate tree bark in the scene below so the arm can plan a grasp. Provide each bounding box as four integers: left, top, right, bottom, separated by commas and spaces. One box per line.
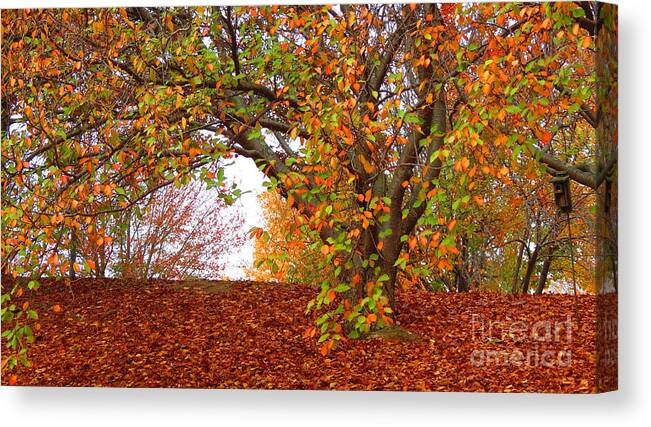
455, 265, 468, 292
534, 246, 556, 295
520, 245, 540, 294
511, 240, 526, 294
69, 228, 77, 279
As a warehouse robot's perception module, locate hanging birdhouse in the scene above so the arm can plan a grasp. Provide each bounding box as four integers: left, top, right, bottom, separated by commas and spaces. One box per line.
551, 172, 572, 213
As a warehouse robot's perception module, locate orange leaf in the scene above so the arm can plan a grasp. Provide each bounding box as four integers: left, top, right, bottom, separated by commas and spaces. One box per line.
320, 342, 329, 356
408, 236, 418, 250
462, 157, 470, 170
541, 131, 552, 145
52, 304, 62, 313
366, 282, 375, 296
48, 253, 59, 267
320, 340, 333, 356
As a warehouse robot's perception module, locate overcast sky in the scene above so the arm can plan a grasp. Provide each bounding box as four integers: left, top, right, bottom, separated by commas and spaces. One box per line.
220, 155, 267, 279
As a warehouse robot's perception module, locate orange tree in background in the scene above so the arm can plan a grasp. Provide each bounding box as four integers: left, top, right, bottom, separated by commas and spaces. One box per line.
248, 189, 335, 284
2, 3, 617, 361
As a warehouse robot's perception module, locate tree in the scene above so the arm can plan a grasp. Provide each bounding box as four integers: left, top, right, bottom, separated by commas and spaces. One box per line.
248, 189, 335, 284
80, 183, 245, 280
2, 3, 617, 359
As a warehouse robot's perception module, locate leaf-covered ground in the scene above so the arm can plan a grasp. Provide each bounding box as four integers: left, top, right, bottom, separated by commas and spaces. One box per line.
2, 278, 616, 392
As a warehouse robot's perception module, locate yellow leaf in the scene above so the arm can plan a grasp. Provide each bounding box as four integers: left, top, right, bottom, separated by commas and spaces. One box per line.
358, 154, 374, 174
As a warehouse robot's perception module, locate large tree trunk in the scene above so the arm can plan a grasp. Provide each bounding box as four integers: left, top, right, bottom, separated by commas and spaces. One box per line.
511, 239, 526, 294
97, 247, 108, 278
520, 245, 540, 294
454, 265, 469, 292
69, 228, 77, 279
534, 246, 556, 295
454, 238, 470, 292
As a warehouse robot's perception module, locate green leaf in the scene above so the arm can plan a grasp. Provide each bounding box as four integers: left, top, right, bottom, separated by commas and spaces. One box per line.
334, 284, 350, 292
572, 7, 586, 18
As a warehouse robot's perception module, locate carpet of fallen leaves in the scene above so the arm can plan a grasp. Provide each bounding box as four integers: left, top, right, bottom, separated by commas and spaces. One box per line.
2, 278, 617, 392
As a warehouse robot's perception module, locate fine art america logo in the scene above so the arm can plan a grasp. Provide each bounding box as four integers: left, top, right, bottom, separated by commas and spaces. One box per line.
469, 314, 574, 368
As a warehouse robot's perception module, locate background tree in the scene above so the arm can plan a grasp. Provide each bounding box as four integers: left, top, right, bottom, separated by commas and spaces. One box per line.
79, 183, 245, 280
247, 189, 335, 284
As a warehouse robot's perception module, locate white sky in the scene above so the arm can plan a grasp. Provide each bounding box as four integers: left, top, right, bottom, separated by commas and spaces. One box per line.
220, 155, 267, 279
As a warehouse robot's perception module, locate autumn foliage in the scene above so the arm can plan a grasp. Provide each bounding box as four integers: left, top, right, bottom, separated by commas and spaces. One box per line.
2, 2, 617, 375
248, 189, 335, 283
